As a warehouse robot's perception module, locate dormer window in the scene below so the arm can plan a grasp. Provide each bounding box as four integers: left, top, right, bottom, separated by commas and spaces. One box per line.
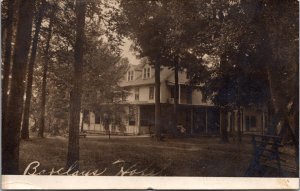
143, 67, 151, 79
127, 70, 134, 81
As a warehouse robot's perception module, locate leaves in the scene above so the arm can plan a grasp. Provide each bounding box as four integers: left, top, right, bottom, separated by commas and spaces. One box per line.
27, 0, 127, 133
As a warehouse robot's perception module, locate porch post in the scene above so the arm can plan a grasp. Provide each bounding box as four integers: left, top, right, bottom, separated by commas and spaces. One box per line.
219, 109, 222, 134
137, 105, 141, 135
88, 111, 90, 131
190, 108, 193, 134
262, 111, 265, 135
205, 107, 208, 134
179, 84, 181, 104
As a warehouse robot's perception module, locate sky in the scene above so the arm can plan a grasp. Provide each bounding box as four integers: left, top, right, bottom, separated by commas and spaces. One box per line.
120, 38, 140, 65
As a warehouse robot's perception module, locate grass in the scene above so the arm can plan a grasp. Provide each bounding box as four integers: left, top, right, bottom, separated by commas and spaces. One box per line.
19, 135, 297, 177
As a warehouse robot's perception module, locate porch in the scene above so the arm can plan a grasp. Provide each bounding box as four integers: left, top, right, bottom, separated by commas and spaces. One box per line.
139, 104, 220, 136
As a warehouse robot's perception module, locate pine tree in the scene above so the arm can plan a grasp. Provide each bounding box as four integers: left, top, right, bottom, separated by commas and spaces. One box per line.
66, 0, 87, 170
2, 0, 35, 174
21, 0, 47, 140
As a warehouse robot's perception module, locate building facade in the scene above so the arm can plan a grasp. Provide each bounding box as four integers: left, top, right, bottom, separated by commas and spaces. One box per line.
81, 63, 266, 136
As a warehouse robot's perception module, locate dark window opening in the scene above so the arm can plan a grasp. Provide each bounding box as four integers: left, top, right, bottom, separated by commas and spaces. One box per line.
147, 68, 150, 78
95, 113, 101, 124
128, 106, 136, 126
245, 116, 250, 131
186, 87, 192, 104
128, 71, 134, 81
250, 116, 256, 127
83, 110, 89, 123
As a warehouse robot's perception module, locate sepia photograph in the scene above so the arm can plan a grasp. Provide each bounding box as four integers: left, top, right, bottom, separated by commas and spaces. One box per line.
1, 0, 299, 189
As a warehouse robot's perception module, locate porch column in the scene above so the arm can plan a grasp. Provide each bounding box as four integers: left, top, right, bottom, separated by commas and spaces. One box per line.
219, 109, 222, 134
205, 107, 208, 134
190, 108, 193, 134
135, 105, 140, 135
87, 112, 89, 130
262, 111, 265, 135
179, 84, 181, 104
79, 112, 83, 128
137, 105, 141, 135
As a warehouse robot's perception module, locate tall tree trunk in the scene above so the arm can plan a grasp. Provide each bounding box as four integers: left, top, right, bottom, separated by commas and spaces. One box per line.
21, 0, 46, 140
173, 57, 179, 134
219, 53, 229, 143
2, 0, 16, 127
2, 0, 35, 174
292, 63, 299, 175
1, 0, 8, 44
292, 97, 299, 175
66, 0, 87, 170
38, 10, 54, 138
154, 59, 161, 140
220, 108, 229, 143
265, 65, 288, 135
38, 7, 54, 138
258, 5, 289, 136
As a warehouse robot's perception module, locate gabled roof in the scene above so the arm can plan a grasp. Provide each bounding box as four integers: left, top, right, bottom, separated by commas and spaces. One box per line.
119, 65, 175, 87
120, 64, 189, 87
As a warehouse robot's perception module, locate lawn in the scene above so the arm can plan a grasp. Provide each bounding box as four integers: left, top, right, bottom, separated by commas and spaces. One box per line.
19, 135, 297, 177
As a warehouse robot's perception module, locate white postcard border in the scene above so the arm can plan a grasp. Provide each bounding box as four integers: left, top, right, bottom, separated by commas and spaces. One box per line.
1, 175, 299, 189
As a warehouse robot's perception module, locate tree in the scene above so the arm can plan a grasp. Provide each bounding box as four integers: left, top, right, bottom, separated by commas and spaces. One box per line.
258, 0, 298, 168
218, 0, 298, 137
2, 0, 35, 174
23, 0, 124, 138
2, 0, 16, 127
38, 5, 55, 138
66, 0, 87, 170
118, 0, 219, 137
21, 0, 47, 140
118, 1, 172, 139
220, 107, 229, 143
177, 0, 298, 144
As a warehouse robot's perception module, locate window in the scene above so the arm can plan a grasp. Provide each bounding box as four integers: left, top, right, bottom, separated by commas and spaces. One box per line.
134, 87, 139, 100
147, 68, 150, 78
128, 106, 136, 126
95, 113, 101, 124
143, 68, 147, 79
250, 116, 256, 127
127, 71, 134, 81
246, 115, 256, 130
143, 67, 151, 79
149, 86, 154, 100
186, 87, 192, 104
246, 116, 250, 131
82, 110, 89, 123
